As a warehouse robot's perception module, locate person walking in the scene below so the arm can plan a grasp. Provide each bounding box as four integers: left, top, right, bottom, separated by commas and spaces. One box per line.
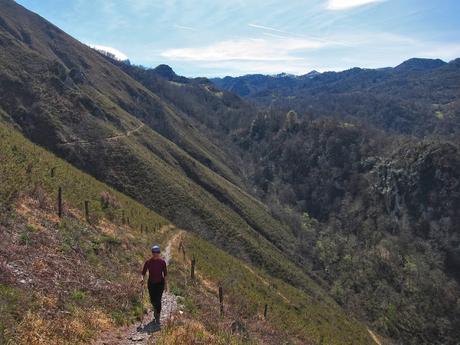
141, 245, 168, 324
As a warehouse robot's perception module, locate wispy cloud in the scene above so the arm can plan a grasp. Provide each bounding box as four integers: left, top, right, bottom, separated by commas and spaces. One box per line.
160, 36, 326, 62
248, 23, 307, 39
173, 24, 197, 31
262, 32, 291, 39
248, 22, 341, 45
248, 23, 287, 34
327, 0, 385, 10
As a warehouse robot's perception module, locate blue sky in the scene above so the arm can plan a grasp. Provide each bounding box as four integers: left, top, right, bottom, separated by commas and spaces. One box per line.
16, 0, 460, 77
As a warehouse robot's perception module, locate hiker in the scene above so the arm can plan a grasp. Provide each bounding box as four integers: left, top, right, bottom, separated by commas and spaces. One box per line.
141, 245, 168, 324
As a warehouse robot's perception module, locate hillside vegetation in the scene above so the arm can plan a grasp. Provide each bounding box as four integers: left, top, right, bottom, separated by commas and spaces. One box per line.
212, 58, 460, 138
0, 122, 171, 344
161, 232, 373, 345
0, 4, 359, 343
2, 0, 460, 344
232, 114, 460, 344
0, 123, 375, 344
0, 0, 317, 295
210, 57, 460, 345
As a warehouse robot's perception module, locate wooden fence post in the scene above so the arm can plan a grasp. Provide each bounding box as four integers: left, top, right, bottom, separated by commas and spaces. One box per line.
140, 224, 143, 233
122, 210, 125, 225
50, 167, 56, 177
264, 304, 268, 319
178, 241, 186, 260
84, 200, 90, 223
57, 187, 62, 218
191, 256, 196, 281
219, 286, 224, 316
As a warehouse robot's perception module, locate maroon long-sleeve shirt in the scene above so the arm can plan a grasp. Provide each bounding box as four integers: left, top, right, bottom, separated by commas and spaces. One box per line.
142, 257, 167, 284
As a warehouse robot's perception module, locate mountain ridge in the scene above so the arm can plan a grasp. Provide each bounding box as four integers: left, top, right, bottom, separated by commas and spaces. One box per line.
1, 0, 460, 343
211, 57, 451, 81
211, 57, 460, 138
0, 0, 335, 314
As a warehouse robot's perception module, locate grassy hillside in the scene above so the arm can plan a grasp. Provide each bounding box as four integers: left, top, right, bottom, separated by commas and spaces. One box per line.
0, 0, 337, 303
0, 122, 172, 344
0, 0, 238, 182
2, 1, 447, 344
161, 232, 374, 345
0, 123, 375, 344
111, 60, 255, 151
0, 0, 242, 186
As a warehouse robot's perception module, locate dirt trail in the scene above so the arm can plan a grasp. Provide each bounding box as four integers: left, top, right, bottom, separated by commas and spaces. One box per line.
367, 329, 383, 345
60, 123, 144, 147
94, 233, 180, 345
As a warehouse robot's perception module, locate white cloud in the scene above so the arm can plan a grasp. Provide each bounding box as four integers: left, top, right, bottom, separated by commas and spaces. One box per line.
327, 0, 385, 10
88, 44, 128, 60
160, 37, 326, 62
154, 26, 458, 76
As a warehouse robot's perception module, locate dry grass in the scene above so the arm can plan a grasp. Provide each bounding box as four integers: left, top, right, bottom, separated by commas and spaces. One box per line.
0, 188, 173, 345
154, 319, 244, 345
11, 307, 113, 345
149, 234, 299, 345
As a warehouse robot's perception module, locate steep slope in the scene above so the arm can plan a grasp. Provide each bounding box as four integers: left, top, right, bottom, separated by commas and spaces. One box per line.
0, 122, 171, 344
3, 2, 457, 344
233, 114, 460, 344
212, 58, 460, 138
161, 232, 375, 345
0, 123, 375, 344
111, 60, 255, 139
0, 0, 311, 292
210, 60, 460, 342
0, 5, 376, 343
0, 0, 239, 184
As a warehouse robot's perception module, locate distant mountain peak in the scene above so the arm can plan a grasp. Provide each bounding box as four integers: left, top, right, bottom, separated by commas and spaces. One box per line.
274, 72, 296, 78
304, 70, 321, 78
394, 57, 446, 72
151, 64, 190, 83
152, 64, 176, 78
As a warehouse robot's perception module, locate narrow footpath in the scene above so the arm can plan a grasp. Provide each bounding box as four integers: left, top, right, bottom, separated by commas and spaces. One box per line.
94, 234, 179, 345
60, 123, 145, 147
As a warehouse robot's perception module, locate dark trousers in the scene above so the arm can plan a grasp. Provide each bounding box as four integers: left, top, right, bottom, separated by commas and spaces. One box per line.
147, 280, 165, 314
